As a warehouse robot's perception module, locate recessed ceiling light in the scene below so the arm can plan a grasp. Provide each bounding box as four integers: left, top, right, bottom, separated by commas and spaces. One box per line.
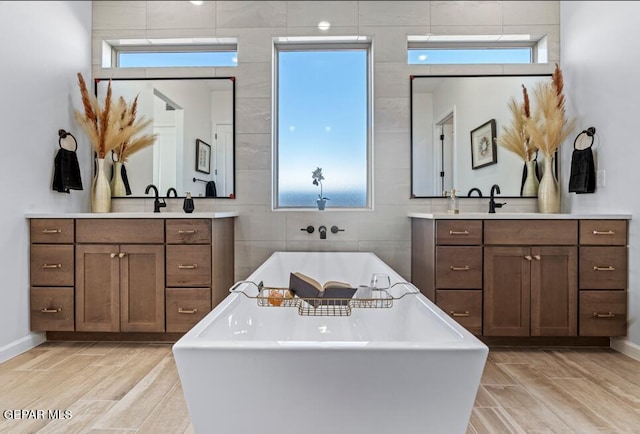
318, 21, 331, 31
190, 1, 204, 5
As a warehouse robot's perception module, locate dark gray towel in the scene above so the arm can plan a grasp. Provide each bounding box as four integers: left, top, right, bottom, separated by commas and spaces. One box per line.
205, 180, 217, 197
568, 148, 595, 194
52, 148, 83, 193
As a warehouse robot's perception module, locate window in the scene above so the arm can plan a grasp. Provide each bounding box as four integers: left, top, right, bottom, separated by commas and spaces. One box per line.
274, 41, 371, 209
101, 38, 237, 68
408, 34, 547, 65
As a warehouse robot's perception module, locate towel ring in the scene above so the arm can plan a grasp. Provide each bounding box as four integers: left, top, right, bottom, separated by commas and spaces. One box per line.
573, 127, 596, 150
58, 129, 78, 152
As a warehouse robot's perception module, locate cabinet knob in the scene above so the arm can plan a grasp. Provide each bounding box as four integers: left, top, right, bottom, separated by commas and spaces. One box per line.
533, 255, 541, 261
118, 252, 126, 258
110, 253, 117, 258
593, 312, 615, 318
178, 308, 198, 314
524, 255, 533, 261
178, 264, 198, 269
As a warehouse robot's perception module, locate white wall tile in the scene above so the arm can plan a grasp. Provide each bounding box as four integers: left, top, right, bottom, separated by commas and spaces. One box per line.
284, 212, 359, 241
235, 97, 271, 134
146, 1, 216, 30
359, 1, 430, 27
374, 168, 412, 206
93, 1, 146, 30
357, 240, 412, 280
286, 1, 358, 28
374, 62, 411, 99
284, 26, 359, 38
374, 132, 411, 170
430, 1, 503, 27
286, 240, 359, 252
234, 62, 271, 99
233, 205, 286, 241
217, 1, 286, 28
236, 133, 271, 170
234, 169, 271, 205
217, 27, 286, 63
357, 206, 411, 241
503, 1, 559, 26
504, 24, 560, 62
375, 97, 410, 134
361, 26, 427, 63
235, 240, 287, 275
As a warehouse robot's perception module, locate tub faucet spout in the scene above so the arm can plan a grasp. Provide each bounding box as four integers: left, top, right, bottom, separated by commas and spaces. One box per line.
319, 225, 327, 240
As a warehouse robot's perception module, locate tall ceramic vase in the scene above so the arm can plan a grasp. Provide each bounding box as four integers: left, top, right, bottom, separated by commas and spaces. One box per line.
92, 157, 111, 213
537, 154, 560, 213
522, 160, 539, 197
110, 161, 127, 197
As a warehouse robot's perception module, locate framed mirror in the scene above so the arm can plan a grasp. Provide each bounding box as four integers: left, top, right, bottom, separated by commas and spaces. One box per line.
410, 74, 552, 198
95, 77, 235, 198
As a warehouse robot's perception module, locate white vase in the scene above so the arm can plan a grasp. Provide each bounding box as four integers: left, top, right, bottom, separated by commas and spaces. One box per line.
110, 161, 127, 197
522, 160, 539, 197
317, 198, 327, 210
537, 155, 560, 213
91, 157, 111, 213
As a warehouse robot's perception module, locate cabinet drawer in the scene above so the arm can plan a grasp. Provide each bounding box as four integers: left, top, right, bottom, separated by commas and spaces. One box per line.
166, 245, 212, 287
436, 220, 482, 245
166, 288, 212, 333
579, 246, 627, 289
579, 291, 626, 336
30, 245, 74, 286
30, 287, 74, 331
435, 246, 482, 289
76, 219, 164, 243
484, 220, 578, 245
580, 220, 627, 245
166, 219, 211, 244
30, 219, 74, 244
436, 290, 482, 335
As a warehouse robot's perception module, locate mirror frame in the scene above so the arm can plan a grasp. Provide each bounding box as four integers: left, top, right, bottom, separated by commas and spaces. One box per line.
409, 74, 553, 199
94, 76, 236, 199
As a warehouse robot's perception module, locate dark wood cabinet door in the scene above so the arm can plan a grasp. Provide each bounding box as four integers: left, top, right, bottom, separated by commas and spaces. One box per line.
530, 246, 578, 336
76, 245, 120, 332
484, 247, 530, 336
120, 245, 165, 333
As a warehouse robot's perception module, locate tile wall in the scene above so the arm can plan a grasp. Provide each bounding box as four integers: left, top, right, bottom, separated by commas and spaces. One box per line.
97, 1, 558, 281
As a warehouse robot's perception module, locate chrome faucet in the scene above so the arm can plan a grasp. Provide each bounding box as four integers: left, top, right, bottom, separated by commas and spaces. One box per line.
489, 184, 506, 213
166, 187, 178, 198
145, 184, 166, 213
319, 225, 327, 240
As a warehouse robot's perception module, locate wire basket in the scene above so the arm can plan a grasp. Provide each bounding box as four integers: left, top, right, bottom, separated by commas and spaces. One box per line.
229, 281, 413, 317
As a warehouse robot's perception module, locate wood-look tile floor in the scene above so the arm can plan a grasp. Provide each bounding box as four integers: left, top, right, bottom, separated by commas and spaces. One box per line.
1, 343, 639, 433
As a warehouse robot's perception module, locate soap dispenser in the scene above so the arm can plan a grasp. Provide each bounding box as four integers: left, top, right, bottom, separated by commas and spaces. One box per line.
183, 192, 195, 214
447, 189, 459, 215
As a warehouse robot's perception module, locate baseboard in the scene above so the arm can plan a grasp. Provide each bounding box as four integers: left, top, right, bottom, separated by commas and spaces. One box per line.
0, 333, 46, 364
610, 337, 640, 361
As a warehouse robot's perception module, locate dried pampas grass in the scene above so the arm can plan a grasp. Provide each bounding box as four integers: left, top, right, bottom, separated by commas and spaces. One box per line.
526, 64, 576, 158
74, 73, 157, 161
498, 84, 536, 162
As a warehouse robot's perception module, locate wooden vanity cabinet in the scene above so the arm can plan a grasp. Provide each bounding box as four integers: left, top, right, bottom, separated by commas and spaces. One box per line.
412, 216, 627, 340
75, 220, 165, 333
29, 219, 75, 331
578, 220, 628, 336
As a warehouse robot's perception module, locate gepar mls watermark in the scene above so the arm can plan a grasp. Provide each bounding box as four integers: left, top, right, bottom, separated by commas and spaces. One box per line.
3, 410, 72, 420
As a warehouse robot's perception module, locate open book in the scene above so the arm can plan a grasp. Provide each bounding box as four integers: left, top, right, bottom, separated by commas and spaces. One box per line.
289, 272, 356, 306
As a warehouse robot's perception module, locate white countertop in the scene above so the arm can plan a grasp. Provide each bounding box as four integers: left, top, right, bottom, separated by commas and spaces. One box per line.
26, 212, 239, 219
408, 212, 632, 220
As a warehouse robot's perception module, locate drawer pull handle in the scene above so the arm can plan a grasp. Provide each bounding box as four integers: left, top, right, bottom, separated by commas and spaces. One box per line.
118, 252, 126, 258
593, 266, 615, 271
178, 229, 197, 234
110, 253, 117, 259
449, 230, 469, 235
41, 308, 61, 313
178, 264, 198, 269
178, 308, 198, 314
533, 255, 541, 261
593, 312, 616, 319
524, 255, 533, 261
450, 266, 470, 271
42, 229, 62, 234
450, 311, 470, 318
42, 263, 61, 269
593, 230, 615, 235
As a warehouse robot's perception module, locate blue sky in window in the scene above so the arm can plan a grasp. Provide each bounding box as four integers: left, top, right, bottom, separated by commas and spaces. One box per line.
408, 48, 531, 64
277, 50, 367, 207
119, 51, 237, 67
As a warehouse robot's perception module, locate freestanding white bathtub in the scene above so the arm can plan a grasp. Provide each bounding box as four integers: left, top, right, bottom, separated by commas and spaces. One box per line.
173, 252, 488, 434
